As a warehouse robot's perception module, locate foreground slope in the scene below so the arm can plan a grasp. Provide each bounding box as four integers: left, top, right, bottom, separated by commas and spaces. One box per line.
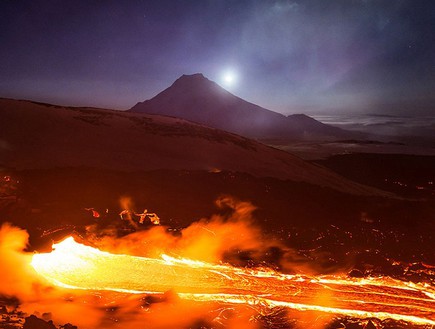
0, 98, 378, 195
130, 74, 351, 140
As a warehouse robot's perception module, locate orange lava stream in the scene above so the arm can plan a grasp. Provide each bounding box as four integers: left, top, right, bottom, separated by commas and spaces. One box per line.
31, 237, 435, 326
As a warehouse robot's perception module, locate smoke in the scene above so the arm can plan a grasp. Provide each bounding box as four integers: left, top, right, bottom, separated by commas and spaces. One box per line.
0, 223, 39, 300
0, 200, 271, 329
0, 197, 341, 328
0, 223, 106, 328
86, 196, 286, 266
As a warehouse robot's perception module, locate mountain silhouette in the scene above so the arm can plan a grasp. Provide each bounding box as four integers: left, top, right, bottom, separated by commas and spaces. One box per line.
130, 74, 350, 140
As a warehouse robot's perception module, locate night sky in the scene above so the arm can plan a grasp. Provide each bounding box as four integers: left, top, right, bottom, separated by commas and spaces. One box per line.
1, 0, 434, 115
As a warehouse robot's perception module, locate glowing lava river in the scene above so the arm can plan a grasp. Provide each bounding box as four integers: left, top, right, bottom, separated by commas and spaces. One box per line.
31, 237, 435, 326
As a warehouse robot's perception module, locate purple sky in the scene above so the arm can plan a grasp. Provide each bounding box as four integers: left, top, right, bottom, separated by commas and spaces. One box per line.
0, 0, 434, 115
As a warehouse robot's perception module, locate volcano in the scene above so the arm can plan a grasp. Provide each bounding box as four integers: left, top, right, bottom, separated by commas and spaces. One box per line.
130, 73, 351, 140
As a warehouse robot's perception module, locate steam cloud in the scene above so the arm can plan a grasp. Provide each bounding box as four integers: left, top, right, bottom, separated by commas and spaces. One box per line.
0, 197, 335, 328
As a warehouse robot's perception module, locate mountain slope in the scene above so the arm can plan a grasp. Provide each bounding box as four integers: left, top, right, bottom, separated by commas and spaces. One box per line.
130, 74, 350, 140
0, 98, 381, 195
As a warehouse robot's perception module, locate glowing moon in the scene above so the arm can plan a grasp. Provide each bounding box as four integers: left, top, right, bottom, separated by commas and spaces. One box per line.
220, 70, 238, 88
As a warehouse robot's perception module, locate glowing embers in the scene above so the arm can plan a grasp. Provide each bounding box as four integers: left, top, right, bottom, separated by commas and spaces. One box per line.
31, 237, 435, 326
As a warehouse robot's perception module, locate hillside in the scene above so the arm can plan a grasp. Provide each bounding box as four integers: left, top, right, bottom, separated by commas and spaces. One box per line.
0, 98, 379, 195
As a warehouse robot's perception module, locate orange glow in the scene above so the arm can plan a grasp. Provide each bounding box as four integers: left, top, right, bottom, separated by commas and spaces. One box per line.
31, 237, 435, 326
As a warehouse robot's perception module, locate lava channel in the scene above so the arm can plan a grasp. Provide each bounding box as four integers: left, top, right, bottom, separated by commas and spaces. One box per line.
31, 237, 435, 326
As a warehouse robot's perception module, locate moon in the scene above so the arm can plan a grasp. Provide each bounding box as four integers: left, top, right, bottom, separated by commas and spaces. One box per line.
220, 70, 238, 88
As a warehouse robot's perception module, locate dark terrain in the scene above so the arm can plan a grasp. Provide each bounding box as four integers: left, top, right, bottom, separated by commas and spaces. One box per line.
1, 99, 434, 329
1, 165, 434, 267
316, 154, 435, 199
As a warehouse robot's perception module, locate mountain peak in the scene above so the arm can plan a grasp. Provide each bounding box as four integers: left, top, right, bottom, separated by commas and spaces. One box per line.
179, 73, 206, 79
157, 73, 224, 98
172, 73, 213, 89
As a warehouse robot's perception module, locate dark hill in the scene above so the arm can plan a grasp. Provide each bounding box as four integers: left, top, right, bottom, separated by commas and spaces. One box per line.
0, 98, 381, 195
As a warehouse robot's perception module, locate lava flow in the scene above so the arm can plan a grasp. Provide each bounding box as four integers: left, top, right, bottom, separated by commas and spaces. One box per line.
31, 237, 435, 326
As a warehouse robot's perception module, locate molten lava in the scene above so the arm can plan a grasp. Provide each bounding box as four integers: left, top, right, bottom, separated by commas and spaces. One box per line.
31, 237, 435, 326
